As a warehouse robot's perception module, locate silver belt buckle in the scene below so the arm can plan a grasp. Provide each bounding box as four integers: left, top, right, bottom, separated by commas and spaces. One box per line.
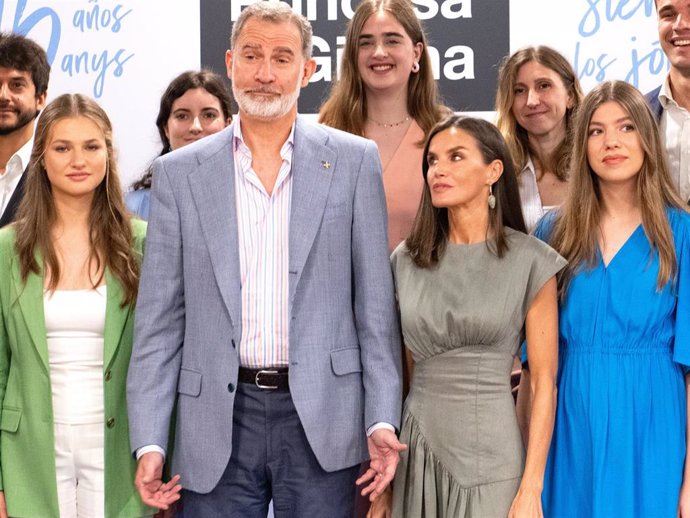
255, 369, 279, 390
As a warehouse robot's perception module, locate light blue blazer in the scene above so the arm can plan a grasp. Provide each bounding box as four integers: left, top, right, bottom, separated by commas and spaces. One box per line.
127, 118, 402, 493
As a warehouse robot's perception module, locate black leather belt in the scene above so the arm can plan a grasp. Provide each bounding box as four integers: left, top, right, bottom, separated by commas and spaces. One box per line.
238, 367, 289, 391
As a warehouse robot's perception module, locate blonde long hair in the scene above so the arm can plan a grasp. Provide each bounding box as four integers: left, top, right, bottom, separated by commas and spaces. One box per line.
495, 46, 583, 179
319, 0, 449, 142
550, 80, 687, 296
14, 93, 140, 306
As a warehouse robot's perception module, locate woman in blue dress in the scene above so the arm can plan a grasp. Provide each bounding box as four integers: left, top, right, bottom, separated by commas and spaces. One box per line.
526, 80, 690, 517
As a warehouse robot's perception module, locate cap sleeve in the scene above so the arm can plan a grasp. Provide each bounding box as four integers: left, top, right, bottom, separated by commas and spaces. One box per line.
671, 210, 690, 373
390, 241, 409, 301
522, 236, 567, 318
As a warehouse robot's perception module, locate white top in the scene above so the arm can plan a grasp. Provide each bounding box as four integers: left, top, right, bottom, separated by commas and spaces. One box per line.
517, 157, 557, 233
44, 285, 106, 424
658, 77, 690, 203
0, 137, 31, 217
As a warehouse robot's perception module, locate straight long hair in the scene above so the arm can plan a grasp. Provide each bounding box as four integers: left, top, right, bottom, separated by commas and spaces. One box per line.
550, 80, 687, 297
406, 115, 526, 268
14, 94, 140, 306
319, 0, 449, 142
495, 46, 583, 180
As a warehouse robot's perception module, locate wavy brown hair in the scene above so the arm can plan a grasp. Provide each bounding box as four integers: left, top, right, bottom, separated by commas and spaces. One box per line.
495, 46, 583, 180
550, 80, 687, 297
319, 0, 449, 143
14, 93, 140, 306
406, 115, 527, 268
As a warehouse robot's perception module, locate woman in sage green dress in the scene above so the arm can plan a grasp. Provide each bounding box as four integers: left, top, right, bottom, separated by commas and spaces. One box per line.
377, 116, 566, 518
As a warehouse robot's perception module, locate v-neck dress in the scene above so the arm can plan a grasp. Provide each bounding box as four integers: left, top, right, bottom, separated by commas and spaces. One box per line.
532, 208, 690, 518
381, 120, 425, 252
390, 229, 566, 517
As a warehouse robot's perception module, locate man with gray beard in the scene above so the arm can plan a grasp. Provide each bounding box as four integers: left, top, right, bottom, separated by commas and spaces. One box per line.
0, 33, 49, 227
127, 2, 404, 517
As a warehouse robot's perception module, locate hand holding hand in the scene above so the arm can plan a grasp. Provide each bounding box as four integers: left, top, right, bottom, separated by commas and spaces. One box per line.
357, 429, 407, 502
134, 452, 182, 510
366, 485, 392, 518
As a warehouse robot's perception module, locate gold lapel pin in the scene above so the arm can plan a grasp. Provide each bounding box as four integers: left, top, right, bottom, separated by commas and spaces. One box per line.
321, 160, 331, 170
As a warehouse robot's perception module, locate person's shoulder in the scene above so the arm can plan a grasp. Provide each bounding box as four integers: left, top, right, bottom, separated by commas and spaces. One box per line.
390, 240, 409, 263
506, 227, 564, 263
158, 125, 234, 169
390, 240, 415, 273
125, 188, 149, 207
0, 226, 17, 265
644, 84, 662, 102
0, 224, 15, 244
532, 210, 561, 242
0, 225, 17, 247
297, 116, 372, 149
505, 227, 542, 250
667, 206, 690, 234
644, 84, 663, 121
130, 217, 147, 238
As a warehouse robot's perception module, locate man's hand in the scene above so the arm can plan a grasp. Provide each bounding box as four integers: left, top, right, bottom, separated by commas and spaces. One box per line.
134, 452, 182, 510
356, 429, 407, 501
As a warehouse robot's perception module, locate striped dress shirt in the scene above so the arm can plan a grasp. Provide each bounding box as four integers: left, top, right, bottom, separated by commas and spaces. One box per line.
233, 120, 295, 368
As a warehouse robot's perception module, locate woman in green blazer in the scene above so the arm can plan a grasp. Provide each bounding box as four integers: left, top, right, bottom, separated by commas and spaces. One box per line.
0, 94, 155, 518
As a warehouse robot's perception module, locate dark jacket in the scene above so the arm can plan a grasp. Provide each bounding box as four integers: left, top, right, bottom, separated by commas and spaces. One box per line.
0, 169, 26, 228
646, 85, 663, 122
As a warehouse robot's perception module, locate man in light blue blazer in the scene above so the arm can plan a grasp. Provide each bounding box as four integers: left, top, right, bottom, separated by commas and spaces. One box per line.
126, 3, 403, 517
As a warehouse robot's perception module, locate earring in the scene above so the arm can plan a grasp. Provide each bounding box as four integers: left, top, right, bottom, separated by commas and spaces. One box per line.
488, 183, 496, 209
411, 62, 420, 73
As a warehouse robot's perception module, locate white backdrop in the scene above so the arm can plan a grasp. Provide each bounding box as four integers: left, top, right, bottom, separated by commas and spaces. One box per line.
0, 0, 664, 187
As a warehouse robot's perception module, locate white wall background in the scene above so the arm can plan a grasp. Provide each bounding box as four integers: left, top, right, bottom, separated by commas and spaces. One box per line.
1, 0, 664, 187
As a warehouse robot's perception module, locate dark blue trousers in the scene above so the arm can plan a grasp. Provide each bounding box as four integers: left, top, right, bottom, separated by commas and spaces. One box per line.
183, 383, 360, 518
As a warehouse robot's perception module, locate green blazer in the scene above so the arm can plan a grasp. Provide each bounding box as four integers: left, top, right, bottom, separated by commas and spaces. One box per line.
0, 220, 153, 518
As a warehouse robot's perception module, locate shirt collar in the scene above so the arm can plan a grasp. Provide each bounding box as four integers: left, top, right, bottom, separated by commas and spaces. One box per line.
232, 115, 296, 160
659, 76, 677, 108
3, 136, 33, 181
518, 155, 536, 178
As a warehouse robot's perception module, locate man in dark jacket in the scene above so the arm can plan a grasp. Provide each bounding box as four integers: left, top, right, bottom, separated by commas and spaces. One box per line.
646, 0, 690, 203
0, 32, 50, 227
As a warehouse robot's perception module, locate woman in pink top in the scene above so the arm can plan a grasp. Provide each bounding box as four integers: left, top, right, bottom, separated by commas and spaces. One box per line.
320, 0, 450, 252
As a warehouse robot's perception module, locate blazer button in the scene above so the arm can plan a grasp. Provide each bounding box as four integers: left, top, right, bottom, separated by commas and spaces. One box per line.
106, 417, 115, 428
104, 370, 112, 381
227, 383, 235, 393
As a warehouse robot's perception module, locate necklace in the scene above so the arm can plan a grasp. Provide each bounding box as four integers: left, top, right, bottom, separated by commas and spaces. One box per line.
367, 115, 411, 128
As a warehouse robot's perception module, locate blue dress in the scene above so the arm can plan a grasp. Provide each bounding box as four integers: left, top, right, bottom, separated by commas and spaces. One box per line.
531, 208, 690, 518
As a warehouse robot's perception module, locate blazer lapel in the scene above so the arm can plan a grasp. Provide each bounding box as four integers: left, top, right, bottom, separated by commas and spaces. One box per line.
188, 126, 242, 328
288, 118, 336, 306
103, 269, 128, 370
0, 171, 25, 227
13, 252, 49, 374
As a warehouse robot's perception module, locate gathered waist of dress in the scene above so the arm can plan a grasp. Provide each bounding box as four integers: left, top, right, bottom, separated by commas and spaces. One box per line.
560, 337, 673, 356
410, 346, 515, 399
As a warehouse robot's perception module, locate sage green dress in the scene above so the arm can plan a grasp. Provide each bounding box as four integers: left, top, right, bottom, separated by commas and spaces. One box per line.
391, 229, 566, 518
